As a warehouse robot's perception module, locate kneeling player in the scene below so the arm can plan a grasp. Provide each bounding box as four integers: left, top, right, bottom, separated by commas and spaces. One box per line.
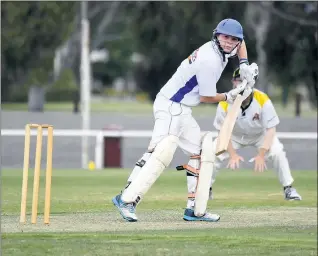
210, 67, 302, 201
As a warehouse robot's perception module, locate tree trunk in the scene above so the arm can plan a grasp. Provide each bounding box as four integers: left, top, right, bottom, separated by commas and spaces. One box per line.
28, 86, 45, 112
53, 2, 123, 86
245, 2, 272, 93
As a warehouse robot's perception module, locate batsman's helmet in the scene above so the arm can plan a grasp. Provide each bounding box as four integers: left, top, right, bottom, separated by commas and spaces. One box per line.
212, 18, 244, 59
214, 19, 244, 41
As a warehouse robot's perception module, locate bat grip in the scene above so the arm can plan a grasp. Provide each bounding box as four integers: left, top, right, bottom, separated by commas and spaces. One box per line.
239, 79, 248, 95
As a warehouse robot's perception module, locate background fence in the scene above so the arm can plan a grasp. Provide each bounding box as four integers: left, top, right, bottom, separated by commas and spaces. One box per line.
2, 129, 317, 171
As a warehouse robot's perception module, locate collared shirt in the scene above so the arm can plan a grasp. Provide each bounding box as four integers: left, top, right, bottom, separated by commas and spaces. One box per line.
159, 41, 237, 107
213, 89, 280, 144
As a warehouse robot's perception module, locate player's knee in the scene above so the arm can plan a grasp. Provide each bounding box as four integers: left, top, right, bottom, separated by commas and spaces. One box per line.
268, 142, 285, 159
200, 132, 215, 163
152, 135, 179, 167
271, 150, 287, 160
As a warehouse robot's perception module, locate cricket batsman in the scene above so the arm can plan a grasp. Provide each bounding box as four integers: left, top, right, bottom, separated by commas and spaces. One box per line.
209, 67, 302, 201
112, 18, 259, 222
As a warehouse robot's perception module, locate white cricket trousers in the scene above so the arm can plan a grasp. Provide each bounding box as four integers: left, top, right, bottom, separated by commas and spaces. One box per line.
147, 93, 201, 156
150, 93, 203, 209
211, 135, 294, 187
127, 93, 202, 183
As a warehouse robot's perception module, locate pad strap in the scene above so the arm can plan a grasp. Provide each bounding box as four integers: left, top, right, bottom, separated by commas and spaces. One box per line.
176, 155, 201, 176
176, 164, 200, 176
188, 193, 196, 200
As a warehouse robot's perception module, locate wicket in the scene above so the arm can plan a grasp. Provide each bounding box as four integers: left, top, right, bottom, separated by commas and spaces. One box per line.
20, 124, 53, 225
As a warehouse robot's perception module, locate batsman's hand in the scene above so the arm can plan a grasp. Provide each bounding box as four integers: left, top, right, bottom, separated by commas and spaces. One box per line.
249, 155, 267, 173
241, 86, 253, 101
225, 80, 247, 104
227, 153, 244, 170
240, 62, 259, 88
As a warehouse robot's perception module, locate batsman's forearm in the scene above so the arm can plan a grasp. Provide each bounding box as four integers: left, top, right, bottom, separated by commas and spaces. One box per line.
238, 40, 248, 61
200, 93, 226, 103
259, 127, 276, 156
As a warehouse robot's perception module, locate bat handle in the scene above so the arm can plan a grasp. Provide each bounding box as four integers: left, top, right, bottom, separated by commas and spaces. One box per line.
239, 79, 248, 95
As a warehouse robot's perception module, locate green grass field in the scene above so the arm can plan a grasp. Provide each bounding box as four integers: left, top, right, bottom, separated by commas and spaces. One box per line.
2, 169, 317, 256
2, 100, 317, 117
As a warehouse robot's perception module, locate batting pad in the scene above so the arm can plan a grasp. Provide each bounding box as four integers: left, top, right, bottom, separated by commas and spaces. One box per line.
121, 135, 179, 203
195, 132, 216, 216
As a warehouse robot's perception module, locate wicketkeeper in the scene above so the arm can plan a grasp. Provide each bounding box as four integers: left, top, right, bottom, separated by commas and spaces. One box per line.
209, 67, 302, 201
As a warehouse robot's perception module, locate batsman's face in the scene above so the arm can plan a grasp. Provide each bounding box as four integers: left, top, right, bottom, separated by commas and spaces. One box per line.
217, 34, 240, 53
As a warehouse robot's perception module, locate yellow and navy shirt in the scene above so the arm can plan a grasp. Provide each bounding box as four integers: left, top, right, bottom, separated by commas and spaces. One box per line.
213, 89, 280, 143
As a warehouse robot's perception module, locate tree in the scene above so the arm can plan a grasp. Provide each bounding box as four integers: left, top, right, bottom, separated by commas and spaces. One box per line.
264, 2, 318, 106
53, 1, 134, 88
1, 2, 76, 101
244, 2, 272, 93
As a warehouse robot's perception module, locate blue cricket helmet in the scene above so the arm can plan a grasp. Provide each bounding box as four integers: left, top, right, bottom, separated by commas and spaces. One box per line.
214, 18, 244, 41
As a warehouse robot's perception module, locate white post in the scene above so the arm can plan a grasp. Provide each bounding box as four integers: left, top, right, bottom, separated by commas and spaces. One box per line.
94, 131, 104, 170
80, 1, 91, 169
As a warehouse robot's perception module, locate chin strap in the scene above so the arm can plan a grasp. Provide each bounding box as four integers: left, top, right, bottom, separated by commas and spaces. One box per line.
212, 34, 226, 62
212, 34, 241, 62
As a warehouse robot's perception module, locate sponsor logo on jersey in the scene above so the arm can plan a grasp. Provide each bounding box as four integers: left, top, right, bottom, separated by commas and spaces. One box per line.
188, 49, 199, 64
252, 113, 260, 121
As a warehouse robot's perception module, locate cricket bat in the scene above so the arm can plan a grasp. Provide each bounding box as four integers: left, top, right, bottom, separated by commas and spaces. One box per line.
215, 80, 247, 156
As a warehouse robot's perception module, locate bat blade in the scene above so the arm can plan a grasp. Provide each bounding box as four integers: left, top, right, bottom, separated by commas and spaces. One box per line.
215, 81, 247, 156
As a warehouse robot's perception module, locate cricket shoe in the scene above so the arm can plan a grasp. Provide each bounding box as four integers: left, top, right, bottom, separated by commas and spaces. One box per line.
120, 182, 139, 208
183, 208, 220, 222
112, 194, 138, 222
284, 187, 302, 201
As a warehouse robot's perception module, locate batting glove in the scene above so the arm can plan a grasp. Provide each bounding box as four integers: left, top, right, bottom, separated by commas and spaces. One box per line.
239, 62, 259, 88
241, 86, 253, 101
225, 80, 247, 104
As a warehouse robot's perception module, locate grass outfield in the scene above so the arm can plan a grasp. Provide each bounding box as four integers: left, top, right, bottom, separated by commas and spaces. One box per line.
2, 169, 317, 256
2, 101, 317, 117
